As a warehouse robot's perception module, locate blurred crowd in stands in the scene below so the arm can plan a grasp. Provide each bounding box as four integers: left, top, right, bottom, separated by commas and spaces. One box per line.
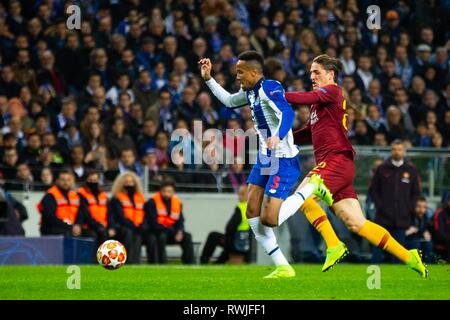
0, 0, 448, 193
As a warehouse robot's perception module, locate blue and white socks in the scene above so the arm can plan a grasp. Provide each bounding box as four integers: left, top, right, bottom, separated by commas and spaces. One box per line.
278, 183, 315, 226
248, 217, 289, 266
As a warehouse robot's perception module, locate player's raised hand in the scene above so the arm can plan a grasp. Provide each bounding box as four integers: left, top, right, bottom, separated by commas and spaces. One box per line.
198, 58, 212, 81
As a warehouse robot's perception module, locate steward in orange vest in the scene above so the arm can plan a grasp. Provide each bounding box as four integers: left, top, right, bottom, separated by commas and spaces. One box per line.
77, 185, 109, 229
144, 180, 194, 264
108, 178, 150, 264
37, 170, 83, 236
76, 170, 113, 248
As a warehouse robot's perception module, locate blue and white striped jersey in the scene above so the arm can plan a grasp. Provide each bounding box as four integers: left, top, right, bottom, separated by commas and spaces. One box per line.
206, 77, 299, 158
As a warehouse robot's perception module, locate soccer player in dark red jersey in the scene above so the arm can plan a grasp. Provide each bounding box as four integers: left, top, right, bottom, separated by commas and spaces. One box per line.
279, 54, 428, 277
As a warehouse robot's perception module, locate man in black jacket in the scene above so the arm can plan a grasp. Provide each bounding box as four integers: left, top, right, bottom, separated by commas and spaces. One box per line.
0, 187, 28, 236
433, 192, 450, 262
368, 140, 421, 263
405, 197, 434, 263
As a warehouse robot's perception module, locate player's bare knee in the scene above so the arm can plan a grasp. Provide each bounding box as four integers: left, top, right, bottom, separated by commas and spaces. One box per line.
345, 217, 365, 233
246, 204, 260, 219
260, 215, 277, 227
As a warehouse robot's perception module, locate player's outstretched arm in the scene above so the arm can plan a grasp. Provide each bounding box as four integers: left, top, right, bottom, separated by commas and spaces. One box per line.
198, 58, 248, 108
285, 86, 336, 105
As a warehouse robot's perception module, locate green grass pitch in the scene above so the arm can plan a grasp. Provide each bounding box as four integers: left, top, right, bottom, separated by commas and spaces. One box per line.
0, 264, 449, 300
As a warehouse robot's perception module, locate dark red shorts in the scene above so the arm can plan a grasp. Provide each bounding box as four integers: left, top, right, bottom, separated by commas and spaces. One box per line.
306, 151, 358, 202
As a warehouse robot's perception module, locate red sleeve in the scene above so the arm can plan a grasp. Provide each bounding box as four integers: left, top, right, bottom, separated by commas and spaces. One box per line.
285, 85, 339, 105
293, 122, 312, 145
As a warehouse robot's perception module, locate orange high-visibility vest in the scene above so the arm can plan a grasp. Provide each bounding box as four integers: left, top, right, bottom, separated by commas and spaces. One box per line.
78, 186, 108, 227
37, 185, 79, 225
117, 192, 145, 227
152, 192, 182, 228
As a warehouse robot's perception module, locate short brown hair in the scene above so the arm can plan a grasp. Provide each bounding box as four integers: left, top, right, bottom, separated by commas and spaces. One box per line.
313, 54, 343, 82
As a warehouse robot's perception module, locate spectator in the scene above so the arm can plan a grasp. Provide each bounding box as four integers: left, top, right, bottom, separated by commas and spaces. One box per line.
4, 162, 33, 191
78, 72, 102, 110
116, 48, 140, 82
127, 102, 144, 141
57, 120, 82, 162
106, 72, 134, 106
36, 50, 66, 96
36, 167, 53, 191
353, 54, 374, 92
413, 44, 432, 76
19, 132, 42, 168
69, 144, 88, 182
369, 140, 421, 263
176, 86, 202, 124
132, 69, 159, 121
340, 45, 356, 76
249, 24, 275, 58
351, 120, 371, 145
53, 98, 77, 133
405, 197, 434, 263
385, 106, 410, 143
118, 148, 143, 178
0, 65, 22, 99
82, 122, 107, 170
157, 90, 175, 133
34, 113, 51, 135
137, 119, 158, 157
0, 148, 19, 180
365, 104, 387, 142
433, 193, 450, 262
394, 45, 413, 87
393, 88, 415, 132
413, 122, 432, 147
200, 185, 251, 264
145, 179, 194, 264
160, 36, 179, 72
89, 48, 115, 90
197, 91, 219, 129
56, 33, 85, 91
154, 131, 170, 169
151, 61, 168, 89
136, 37, 159, 73
106, 117, 136, 159
12, 49, 37, 91
0, 187, 28, 236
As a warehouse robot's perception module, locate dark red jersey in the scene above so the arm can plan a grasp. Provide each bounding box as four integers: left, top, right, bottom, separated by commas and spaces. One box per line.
285, 84, 355, 163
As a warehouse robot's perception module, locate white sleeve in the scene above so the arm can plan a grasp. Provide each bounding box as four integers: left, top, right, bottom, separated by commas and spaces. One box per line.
205, 78, 248, 108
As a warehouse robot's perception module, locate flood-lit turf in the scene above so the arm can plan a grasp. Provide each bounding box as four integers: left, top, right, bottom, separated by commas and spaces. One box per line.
0, 264, 449, 300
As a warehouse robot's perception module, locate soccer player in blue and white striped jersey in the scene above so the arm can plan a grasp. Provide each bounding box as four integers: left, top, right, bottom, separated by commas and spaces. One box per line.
199, 51, 331, 278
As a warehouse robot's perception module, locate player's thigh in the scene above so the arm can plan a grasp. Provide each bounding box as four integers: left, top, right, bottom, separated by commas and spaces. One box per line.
260, 196, 283, 226
332, 198, 366, 233
246, 183, 265, 218
294, 176, 311, 192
